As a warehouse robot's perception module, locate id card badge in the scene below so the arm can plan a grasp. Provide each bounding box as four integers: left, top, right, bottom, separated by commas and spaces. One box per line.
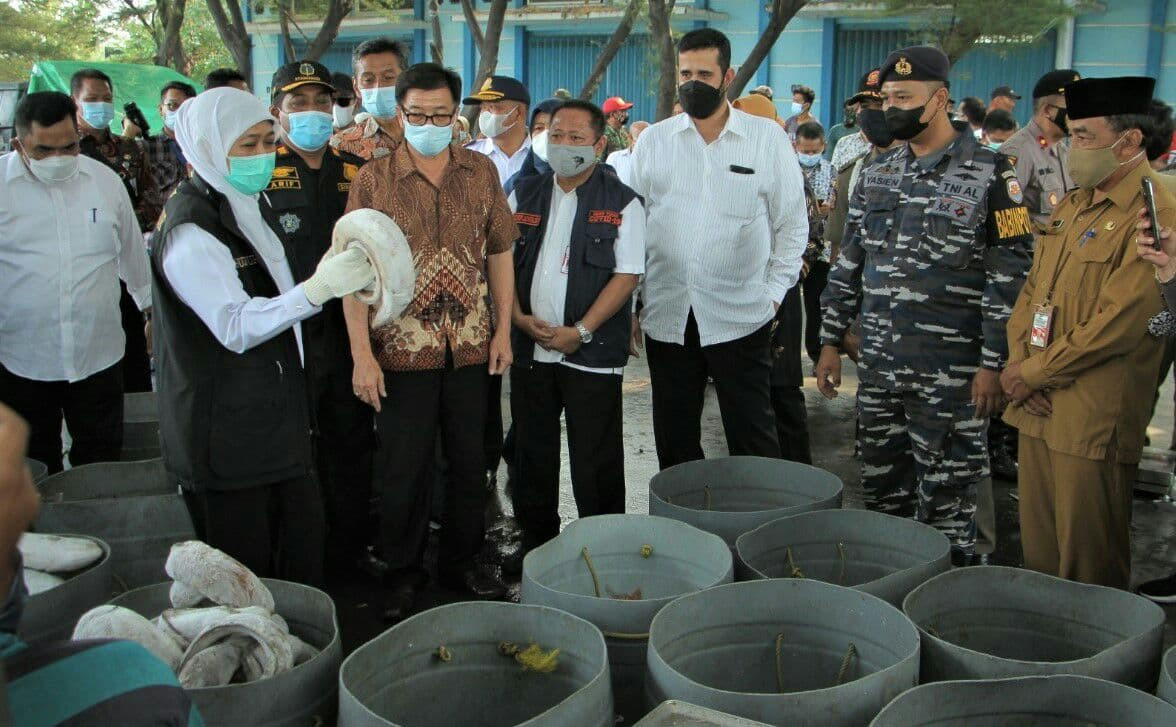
1030, 304, 1054, 349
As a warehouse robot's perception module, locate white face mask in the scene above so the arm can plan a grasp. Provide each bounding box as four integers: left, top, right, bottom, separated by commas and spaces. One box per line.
479, 108, 517, 138
26, 153, 80, 183
531, 129, 549, 162
333, 104, 355, 128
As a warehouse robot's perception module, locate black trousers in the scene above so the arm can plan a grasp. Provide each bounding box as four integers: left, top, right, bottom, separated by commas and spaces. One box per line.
802, 260, 830, 364
0, 361, 123, 474
183, 474, 325, 586
485, 373, 505, 471
772, 386, 813, 465
645, 311, 780, 469
119, 282, 152, 393
308, 364, 375, 568
376, 362, 488, 585
510, 362, 626, 549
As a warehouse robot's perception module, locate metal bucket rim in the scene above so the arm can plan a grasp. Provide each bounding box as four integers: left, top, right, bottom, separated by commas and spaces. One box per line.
734, 509, 952, 582
648, 579, 920, 698
24, 533, 111, 598
522, 514, 734, 611
38, 457, 168, 501
648, 456, 844, 515
339, 601, 611, 725
901, 566, 1166, 667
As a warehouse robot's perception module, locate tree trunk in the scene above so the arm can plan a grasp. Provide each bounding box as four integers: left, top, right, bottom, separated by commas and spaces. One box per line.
304, 0, 354, 61
160, 0, 190, 72
429, 0, 443, 64
459, 0, 484, 53
462, 0, 509, 126
205, 0, 252, 79
578, 0, 641, 101
278, 1, 297, 62
727, 0, 807, 99
647, 0, 678, 121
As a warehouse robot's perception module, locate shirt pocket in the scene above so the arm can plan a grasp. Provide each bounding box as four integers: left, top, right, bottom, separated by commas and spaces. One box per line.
859, 190, 897, 253
583, 224, 618, 270
921, 199, 980, 270
713, 171, 763, 223
75, 208, 121, 279
1063, 237, 1116, 308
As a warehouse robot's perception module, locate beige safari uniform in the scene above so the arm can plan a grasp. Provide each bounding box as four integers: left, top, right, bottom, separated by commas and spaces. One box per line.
999, 120, 1073, 234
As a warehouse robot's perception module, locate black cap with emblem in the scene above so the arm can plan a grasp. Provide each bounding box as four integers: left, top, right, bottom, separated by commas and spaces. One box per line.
990, 85, 1022, 101
270, 60, 334, 99
879, 46, 951, 85
1064, 76, 1155, 120
462, 75, 531, 107
1032, 70, 1080, 99
846, 68, 883, 105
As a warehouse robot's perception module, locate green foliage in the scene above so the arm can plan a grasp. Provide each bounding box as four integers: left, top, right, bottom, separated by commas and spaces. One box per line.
0, 0, 104, 81
108, 1, 233, 80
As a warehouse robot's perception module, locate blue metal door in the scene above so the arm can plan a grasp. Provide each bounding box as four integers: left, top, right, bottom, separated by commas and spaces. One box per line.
526, 33, 657, 124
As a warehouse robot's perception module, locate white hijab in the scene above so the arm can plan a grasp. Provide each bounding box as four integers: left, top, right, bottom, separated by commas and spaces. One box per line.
173, 87, 285, 263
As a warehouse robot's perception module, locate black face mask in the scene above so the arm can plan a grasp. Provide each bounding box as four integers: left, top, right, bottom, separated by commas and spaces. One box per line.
1050, 106, 1069, 135
858, 108, 893, 148
678, 80, 725, 119
884, 102, 931, 141
618, 113, 630, 125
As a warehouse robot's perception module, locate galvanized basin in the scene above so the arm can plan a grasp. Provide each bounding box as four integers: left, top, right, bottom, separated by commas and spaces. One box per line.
646, 579, 920, 726
26, 458, 48, 484
521, 514, 733, 723
903, 567, 1165, 689
110, 578, 341, 727
1158, 644, 1176, 706
339, 601, 613, 727
649, 456, 843, 547
871, 675, 1176, 725
735, 509, 951, 607
636, 700, 771, 726
18, 535, 112, 645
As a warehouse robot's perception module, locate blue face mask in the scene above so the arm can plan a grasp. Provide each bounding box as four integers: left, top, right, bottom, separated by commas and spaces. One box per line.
163, 111, 179, 130
360, 85, 398, 119
985, 142, 1001, 152
286, 110, 333, 151
81, 101, 115, 130
403, 120, 453, 158
225, 152, 276, 195
790, 101, 804, 117
797, 152, 823, 168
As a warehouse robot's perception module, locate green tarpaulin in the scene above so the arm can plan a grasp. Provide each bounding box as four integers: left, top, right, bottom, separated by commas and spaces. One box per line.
28, 60, 201, 134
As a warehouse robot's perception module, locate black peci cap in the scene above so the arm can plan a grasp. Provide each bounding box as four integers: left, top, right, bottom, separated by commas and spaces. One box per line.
462, 75, 530, 107
271, 60, 334, 99
879, 46, 951, 85
1064, 76, 1155, 121
1032, 70, 1080, 99
991, 85, 1022, 100
331, 72, 354, 98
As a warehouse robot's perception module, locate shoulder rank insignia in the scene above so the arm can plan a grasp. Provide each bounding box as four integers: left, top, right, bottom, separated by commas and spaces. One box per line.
343, 162, 359, 181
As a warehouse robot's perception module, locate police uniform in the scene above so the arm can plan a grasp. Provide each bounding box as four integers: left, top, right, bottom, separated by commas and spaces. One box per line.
998, 70, 1082, 233
820, 47, 1035, 554
263, 62, 376, 571
1004, 76, 1171, 588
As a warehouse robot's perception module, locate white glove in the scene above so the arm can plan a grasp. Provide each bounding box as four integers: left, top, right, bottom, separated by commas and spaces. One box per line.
302, 247, 376, 306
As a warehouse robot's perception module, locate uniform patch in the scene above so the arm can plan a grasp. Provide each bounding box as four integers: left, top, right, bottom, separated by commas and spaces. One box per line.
234, 254, 259, 269
864, 170, 902, 189
994, 207, 1032, 239
514, 212, 541, 227
1104, 220, 1116, 232
1006, 178, 1023, 204
272, 166, 298, 178
336, 182, 351, 193
1006, 155, 1017, 167
1048, 191, 1059, 207
343, 163, 359, 181
279, 213, 301, 234
267, 166, 301, 191
587, 210, 622, 226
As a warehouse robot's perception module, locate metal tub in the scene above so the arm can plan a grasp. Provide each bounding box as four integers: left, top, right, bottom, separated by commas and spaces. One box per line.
1158, 644, 1176, 706
122, 391, 161, 461
26, 458, 48, 484
636, 700, 770, 726
649, 457, 843, 547
17, 535, 112, 645
35, 458, 195, 589
111, 578, 341, 727
902, 567, 1165, 689
871, 675, 1176, 725
734, 509, 951, 607
646, 579, 920, 726
339, 601, 613, 727
521, 514, 734, 723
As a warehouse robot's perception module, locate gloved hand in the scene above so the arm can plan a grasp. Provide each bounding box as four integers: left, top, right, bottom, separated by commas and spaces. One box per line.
302, 247, 376, 306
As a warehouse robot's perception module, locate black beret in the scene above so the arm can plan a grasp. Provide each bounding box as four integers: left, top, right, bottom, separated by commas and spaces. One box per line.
1064, 76, 1155, 121
1032, 69, 1080, 99
879, 46, 950, 84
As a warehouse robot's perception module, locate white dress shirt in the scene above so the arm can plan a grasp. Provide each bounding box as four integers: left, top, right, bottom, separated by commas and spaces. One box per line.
468, 134, 532, 188
161, 224, 319, 360
508, 178, 646, 375
0, 152, 151, 382
631, 105, 808, 347
605, 147, 635, 188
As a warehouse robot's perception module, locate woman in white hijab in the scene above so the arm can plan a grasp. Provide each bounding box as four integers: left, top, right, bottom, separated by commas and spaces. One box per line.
151, 87, 374, 584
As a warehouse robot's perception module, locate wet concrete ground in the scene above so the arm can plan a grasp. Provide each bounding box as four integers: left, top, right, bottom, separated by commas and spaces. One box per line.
327, 355, 1176, 657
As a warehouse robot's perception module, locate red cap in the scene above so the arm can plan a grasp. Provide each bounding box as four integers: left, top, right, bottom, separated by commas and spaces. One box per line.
602, 96, 634, 115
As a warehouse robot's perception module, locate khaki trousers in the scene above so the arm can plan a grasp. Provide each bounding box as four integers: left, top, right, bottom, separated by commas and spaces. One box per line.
1017, 433, 1134, 589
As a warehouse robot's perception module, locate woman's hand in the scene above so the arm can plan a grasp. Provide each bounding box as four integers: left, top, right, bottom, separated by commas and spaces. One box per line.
1136, 206, 1176, 282
352, 354, 386, 412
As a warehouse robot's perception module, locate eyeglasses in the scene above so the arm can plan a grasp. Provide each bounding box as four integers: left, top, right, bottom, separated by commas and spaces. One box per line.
401, 108, 455, 127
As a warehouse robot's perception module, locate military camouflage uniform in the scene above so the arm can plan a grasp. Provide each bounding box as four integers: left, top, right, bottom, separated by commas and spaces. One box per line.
603, 124, 631, 159
820, 130, 1034, 551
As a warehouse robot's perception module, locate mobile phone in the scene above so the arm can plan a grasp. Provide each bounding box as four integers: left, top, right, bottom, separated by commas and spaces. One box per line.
124, 102, 150, 136
1142, 176, 1163, 251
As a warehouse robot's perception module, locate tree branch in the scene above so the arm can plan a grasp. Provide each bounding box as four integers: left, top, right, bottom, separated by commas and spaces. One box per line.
728, 0, 807, 99
578, 0, 642, 100
647, 0, 678, 121
459, 0, 484, 54
305, 0, 355, 60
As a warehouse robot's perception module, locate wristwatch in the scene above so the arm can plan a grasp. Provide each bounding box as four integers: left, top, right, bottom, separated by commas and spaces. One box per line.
574, 321, 593, 344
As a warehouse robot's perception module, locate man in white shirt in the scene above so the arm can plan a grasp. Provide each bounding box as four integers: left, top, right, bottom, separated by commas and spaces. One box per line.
508, 100, 645, 550
464, 76, 532, 186
605, 120, 649, 188
631, 28, 808, 469
0, 92, 152, 474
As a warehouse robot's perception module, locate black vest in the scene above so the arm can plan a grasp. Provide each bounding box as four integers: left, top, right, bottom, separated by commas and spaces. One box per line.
152, 176, 311, 492
512, 165, 639, 369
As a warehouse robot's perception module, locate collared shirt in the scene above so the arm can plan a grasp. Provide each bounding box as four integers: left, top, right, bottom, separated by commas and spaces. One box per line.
605, 147, 635, 188
830, 132, 873, 172
346, 142, 519, 371
631, 104, 809, 346
0, 153, 151, 382
329, 112, 403, 161
999, 119, 1073, 232
467, 134, 532, 188
801, 157, 834, 202
507, 177, 646, 375
143, 132, 188, 202
79, 130, 163, 232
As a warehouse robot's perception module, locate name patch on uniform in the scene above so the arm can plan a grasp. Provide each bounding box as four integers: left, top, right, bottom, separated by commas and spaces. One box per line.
267, 166, 301, 191
994, 206, 1033, 239
234, 255, 259, 269
514, 212, 542, 227
930, 197, 977, 221
587, 210, 622, 226
863, 170, 902, 189
336, 182, 351, 193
